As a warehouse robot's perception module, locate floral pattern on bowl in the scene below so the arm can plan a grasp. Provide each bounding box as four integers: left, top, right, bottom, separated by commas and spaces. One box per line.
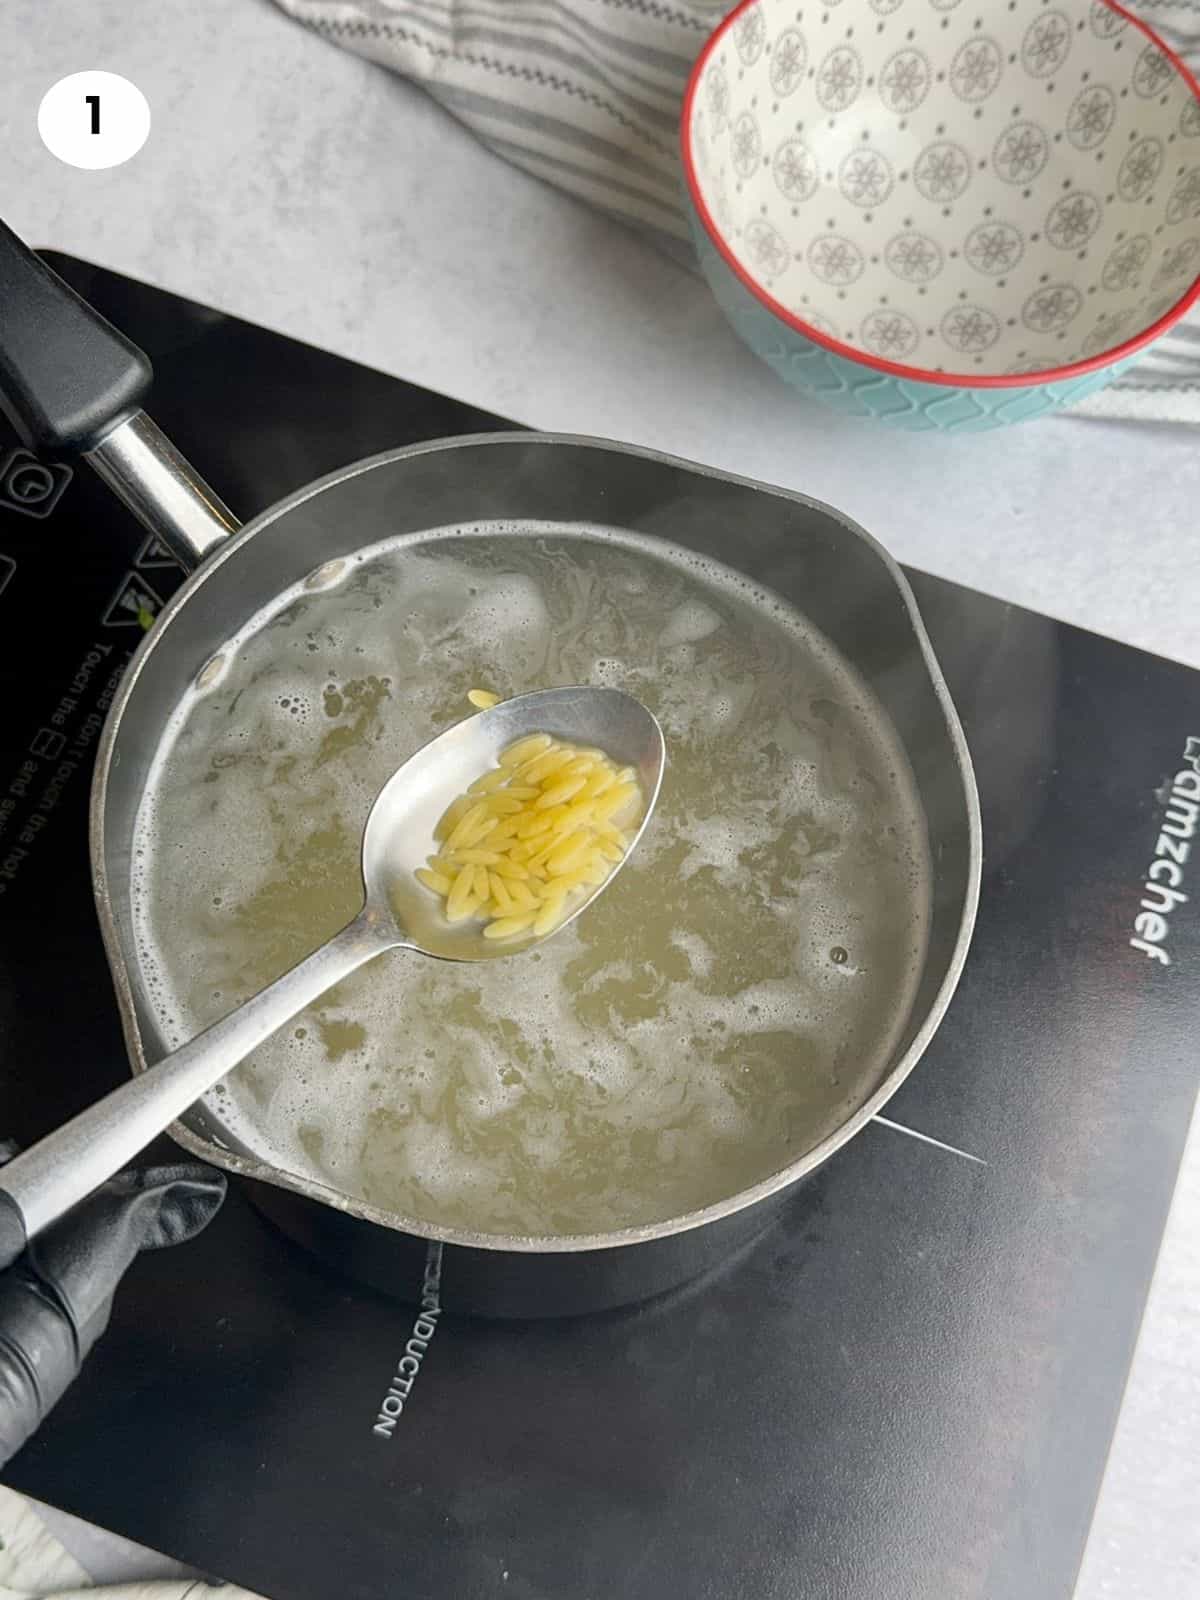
683, 0, 1200, 388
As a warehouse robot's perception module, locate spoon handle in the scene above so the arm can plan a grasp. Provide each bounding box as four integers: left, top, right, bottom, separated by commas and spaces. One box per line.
0, 911, 393, 1267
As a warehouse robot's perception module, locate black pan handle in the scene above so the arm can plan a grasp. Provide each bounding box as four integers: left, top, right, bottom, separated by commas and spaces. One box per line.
0, 219, 153, 457
0, 217, 238, 565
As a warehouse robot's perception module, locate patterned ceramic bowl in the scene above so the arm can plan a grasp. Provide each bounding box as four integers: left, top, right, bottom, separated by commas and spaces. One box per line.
682, 0, 1200, 429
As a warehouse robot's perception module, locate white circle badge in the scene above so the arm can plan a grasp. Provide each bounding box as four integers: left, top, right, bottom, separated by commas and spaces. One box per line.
38, 72, 150, 170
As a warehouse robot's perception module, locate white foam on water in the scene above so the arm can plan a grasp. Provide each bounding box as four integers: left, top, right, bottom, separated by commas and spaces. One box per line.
659, 600, 723, 648
130, 523, 930, 1236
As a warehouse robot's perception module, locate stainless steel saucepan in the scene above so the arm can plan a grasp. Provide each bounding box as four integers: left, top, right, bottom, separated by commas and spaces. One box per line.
0, 223, 981, 1316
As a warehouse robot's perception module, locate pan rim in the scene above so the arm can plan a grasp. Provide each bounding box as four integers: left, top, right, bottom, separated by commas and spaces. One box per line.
90, 429, 982, 1255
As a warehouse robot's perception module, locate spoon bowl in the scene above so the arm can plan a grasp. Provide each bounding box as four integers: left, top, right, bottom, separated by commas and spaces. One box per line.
0, 687, 663, 1258
371, 686, 664, 960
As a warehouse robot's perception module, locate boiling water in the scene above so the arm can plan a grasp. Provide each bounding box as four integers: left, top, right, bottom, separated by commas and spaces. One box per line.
132, 525, 930, 1238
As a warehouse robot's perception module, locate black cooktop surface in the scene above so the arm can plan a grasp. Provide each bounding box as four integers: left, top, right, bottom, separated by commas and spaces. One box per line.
1, 258, 1197, 1600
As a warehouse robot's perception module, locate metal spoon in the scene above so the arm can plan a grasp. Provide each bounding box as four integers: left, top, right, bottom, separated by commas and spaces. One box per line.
0, 686, 664, 1258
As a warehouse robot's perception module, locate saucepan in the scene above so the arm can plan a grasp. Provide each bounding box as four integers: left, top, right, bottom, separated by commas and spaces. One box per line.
0, 223, 981, 1316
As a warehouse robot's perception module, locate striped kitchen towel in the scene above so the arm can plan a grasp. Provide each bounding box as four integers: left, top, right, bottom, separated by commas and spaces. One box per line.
271, 0, 1200, 422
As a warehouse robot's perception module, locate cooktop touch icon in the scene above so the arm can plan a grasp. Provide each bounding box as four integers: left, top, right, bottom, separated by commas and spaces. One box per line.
101, 571, 164, 630
0, 448, 71, 519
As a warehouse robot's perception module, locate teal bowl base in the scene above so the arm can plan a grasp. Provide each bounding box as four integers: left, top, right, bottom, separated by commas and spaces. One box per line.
693, 230, 1138, 432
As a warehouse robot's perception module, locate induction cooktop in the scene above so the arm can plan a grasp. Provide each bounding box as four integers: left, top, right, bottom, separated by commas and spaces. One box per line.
0, 256, 1197, 1600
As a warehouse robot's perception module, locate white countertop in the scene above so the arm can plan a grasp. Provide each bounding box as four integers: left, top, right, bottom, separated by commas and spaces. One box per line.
4, 1, 1200, 1595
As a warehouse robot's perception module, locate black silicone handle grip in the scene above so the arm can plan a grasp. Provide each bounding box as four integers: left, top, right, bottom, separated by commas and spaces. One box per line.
0, 1189, 28, 1274
0, 219, 153, 457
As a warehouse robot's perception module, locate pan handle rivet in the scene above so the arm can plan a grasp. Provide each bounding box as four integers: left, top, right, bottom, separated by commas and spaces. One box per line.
195, 654, 227, 691
305, 560, 347, 591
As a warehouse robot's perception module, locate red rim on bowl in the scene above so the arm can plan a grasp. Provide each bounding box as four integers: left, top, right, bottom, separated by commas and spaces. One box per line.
680, 0, 1200, 389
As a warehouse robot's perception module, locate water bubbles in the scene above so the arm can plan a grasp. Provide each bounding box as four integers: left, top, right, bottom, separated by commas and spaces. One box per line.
127, 517, 928, 1234
274, 690, 310, 724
